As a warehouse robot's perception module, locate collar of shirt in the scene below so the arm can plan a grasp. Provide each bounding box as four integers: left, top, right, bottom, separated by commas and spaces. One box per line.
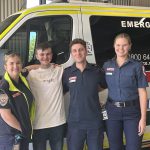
111, 57, 134, 67
70, 62, 95, 73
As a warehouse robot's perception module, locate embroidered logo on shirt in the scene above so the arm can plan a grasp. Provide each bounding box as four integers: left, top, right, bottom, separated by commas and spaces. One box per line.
0, 94, 8, 106
69, 76, 77, 83
12, 92, 21, 98
106, 68, 115, 71
106, 68, 114, 75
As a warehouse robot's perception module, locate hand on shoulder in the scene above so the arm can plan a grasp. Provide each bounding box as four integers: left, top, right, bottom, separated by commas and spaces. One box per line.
23, 64, 40, 72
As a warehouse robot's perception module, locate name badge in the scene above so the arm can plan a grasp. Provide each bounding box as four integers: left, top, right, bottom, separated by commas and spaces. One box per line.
107, 68, 114, 71
106, 72, 113, 75
102, 109, 108, 120
69, 76, 77, 83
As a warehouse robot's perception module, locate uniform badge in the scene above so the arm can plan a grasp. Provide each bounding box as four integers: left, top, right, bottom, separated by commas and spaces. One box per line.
106, 67, 114, 75
12, 92, 21, 98
69, 76, 77, 83
0, 93, 8, 106
106, 72, 113, 75
106, 68, 114, 71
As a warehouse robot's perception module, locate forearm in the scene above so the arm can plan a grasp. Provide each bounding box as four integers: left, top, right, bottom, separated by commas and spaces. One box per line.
24, 64, 40, 71
138, 88, 148, 120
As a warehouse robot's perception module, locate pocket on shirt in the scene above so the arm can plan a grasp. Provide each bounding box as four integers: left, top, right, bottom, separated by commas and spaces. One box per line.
121, 73, 135, 87
105, 73, 115, 87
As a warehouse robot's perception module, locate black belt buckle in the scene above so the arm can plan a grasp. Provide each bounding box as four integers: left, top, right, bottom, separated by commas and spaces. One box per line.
115, 102, 126, 108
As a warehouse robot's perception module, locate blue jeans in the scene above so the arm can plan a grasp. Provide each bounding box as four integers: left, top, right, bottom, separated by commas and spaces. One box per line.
67, 126, 104, 150
33, 124, 66, 150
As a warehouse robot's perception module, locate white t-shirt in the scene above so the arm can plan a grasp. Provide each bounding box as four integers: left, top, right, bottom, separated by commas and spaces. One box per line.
27, 65, 66, 129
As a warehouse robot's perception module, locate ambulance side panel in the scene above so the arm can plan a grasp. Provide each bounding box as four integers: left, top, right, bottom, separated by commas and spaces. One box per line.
1, 4, 150, 149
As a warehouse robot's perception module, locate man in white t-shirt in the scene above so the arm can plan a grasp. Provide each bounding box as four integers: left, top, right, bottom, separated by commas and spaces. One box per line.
27, 42, 66, 150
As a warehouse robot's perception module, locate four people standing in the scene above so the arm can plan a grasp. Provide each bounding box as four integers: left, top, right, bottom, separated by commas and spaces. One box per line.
103, 33, 148, 150
0, 34, 148, 150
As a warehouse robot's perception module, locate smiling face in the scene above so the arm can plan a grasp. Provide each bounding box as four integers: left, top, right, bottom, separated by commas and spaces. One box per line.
114, 33, 132, 59
4, 55, 22, 79
71, 43, 87, 64
36, 48, 53, 67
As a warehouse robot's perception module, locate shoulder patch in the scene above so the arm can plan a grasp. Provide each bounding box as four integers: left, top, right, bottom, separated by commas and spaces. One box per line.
64, 66, 71, 71
0, 93, 8, 106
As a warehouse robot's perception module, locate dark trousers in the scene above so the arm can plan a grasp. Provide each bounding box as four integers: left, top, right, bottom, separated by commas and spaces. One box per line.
67, 126, 104, 150
20, 138, 29, 150
106, 102, 142, 150
32, 124, 66, 150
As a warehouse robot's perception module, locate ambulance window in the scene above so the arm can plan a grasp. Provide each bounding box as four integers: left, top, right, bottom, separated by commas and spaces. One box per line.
1, 15, 72, 66
90, 16, 150, 72
29, 32, 36, 62
1, 23, 28, 65
27, 15, 72, 65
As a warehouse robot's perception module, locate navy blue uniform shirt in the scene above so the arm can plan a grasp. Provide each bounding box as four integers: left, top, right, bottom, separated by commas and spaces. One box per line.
63, 63, 107, 129
103, 58, 148, 101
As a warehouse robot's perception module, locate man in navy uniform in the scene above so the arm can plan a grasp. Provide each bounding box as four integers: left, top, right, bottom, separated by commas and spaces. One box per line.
63, 38, 107, 150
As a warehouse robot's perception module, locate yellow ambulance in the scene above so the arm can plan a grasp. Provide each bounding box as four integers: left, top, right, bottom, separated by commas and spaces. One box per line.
0, 1, 150, 149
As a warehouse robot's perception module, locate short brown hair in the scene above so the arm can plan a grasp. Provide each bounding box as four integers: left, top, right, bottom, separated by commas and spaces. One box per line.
36, 42, 53, 53
69, 38, 86, 50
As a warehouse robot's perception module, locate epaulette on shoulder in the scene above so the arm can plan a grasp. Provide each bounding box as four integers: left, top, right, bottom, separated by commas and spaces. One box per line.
64, 66, 71, 72
130, 58, 142, 64
0, 89, 6, 94
64, 66, 72, 71
0, 79, 9, 90
90, 63, 97, 67
107, 58, 114, 63
90, 63, 103, 71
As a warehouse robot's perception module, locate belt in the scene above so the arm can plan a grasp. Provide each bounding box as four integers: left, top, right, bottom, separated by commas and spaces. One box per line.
108, 98, 138, 108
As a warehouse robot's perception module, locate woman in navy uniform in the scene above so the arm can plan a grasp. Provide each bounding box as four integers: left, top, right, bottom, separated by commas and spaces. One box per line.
103, 33, 148, 150
0, 53, 34, 150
